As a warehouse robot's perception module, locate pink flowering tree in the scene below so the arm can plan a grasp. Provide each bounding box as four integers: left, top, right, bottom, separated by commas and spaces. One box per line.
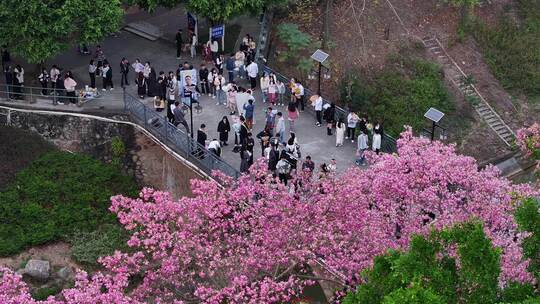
517, 123, 540, 173
1, 128, 537, 303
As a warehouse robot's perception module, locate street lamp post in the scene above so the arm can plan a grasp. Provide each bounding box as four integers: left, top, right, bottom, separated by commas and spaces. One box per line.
311, 49, 329, 96
424, 107, 445, 141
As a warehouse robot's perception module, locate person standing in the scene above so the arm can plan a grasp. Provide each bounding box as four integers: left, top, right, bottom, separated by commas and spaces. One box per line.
4, 65, 13, 100
147, 65, 157, 97
173, 102, 189, 133
336, 118, 346, 147
190, 32, 197, 58
88, 60, 97, 89
313, 95, 323, 126
214, 73, 226, 105
275, 112, 286, 145
157, 71, 167, 102
132, 59, 144, 84
268, 143, 279, 173
64, 71, 77, 104
264, 106, 275, 134
226, 53, 235, 82
276, 154, 291, 185
136, 72, 146, 99
239, 116, 249, 145
215, 54, 224, 75
197, 123, 207, 147
120, 58, 130, 87
276, 80, 285, 106
323, 103, 336, 136
175, 29, 183, 59
356, 130, 369, 166
199, 64, 210, 96
13, 65, 24, 100
240, 148, 252, 173
101, 62, 113, 91
268, 78, 277, 105
346, 111, 359, 142
295, 81, 305, 111
256, 127, 271, 157
260, 73, 270, 103
38, 68, 49, 95
227, 83, 237, 115
235, 50, 246, 79
246, 61, 258, 89
302, 155, 315, 174
208, 68, 218, 98
287, 100, 299, 133
50, 65, 60, 96
372, 121, 383, 154
242, 132, 255, 166
217, 116, 231, 146
243, 99, 255, 129
1, 49, 10, 71
94, 45, 106, 71
209, 39, 219, 61
167, 71, 177, 104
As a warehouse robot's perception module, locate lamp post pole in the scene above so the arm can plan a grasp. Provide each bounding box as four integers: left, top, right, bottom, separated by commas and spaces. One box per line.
317, 62, 322, 96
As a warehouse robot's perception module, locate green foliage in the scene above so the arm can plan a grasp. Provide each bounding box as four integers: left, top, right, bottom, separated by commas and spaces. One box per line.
468, 0, 540, 97
69, 224, 129, 266
0, 0, 123, 64
31, 284, 63, 301
0, 151, 138, 256
276, 23, 321, 77
515, 198, 540, 282
340, 55, 453, 136
500, 282, 537, 303
343, 222, 503, 304
111, 136, 126, 167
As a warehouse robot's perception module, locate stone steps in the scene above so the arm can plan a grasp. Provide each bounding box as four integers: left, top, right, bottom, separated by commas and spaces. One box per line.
422, 37, 515, 147
123, 21, 163, 41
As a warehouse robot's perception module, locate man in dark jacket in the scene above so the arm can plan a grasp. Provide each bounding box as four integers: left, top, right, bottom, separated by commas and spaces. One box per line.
120, 58, 130, 87
199, 64, 209, 95
173, 102, 189, 133
268, 144, 279, 173
175, 29, 183, 59
226, 53, 236, 82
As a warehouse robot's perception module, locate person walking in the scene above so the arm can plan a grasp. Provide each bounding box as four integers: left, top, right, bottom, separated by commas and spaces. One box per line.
336, 118, 346, 147
346, 111, 359, 142
372, 121, 383, 154
356, 130, 368, 166
64, 71, 77, 104
120, 58, 130, 87
175, 29, 183, 59
38, 68, 49, 95
226, 53, 235, 82
323, 103, 336, 136
246, 61, 258, 89
313, 95, 323, 126
190, 32, 197, 58
101, 62, 113, 91
287, 100, 299, 133
217, 116, 231, 146
173, 102, 190, 133
243, 99, 255, 129
275, 112, 286, 145
227, 83, 237, 115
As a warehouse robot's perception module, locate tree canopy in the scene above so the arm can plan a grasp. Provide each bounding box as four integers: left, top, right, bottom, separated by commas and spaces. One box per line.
0, 128, 537, 303
0, 0, 123, 64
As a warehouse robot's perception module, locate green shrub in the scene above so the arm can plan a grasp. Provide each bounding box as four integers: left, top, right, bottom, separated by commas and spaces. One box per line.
340, 55, 453, 137
69, 224, 129, 266
514, 198, 540, 282
469, 0, 540, 97
111, 136, 126, 167
0, 151, 138, 256
31, 284, 63, 300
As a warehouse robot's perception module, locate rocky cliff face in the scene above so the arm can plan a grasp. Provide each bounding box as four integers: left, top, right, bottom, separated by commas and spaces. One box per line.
6, 111, 200, 198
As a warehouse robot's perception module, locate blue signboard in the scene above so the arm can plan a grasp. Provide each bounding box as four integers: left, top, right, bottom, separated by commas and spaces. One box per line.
211, 25, 224, 38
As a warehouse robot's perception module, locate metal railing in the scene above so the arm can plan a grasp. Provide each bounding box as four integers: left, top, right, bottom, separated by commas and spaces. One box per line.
123, 92, 241, 179
0, 84, 118, 106
259, 65, 398, 154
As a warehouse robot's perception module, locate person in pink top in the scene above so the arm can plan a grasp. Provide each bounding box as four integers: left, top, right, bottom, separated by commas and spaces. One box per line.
64, 71, 77, 104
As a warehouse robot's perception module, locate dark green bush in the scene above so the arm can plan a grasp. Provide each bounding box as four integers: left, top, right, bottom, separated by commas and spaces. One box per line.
341, 55, 453, 136
69, 224, 129, 266
514, 198, 540, 282
0, 151, 138, 256
469, 0, 540, 97
31, 284, 63, 300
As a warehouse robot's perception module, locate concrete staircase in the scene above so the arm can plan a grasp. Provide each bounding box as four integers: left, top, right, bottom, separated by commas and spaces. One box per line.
422, 37, 515, 147
123, 21, 163, 41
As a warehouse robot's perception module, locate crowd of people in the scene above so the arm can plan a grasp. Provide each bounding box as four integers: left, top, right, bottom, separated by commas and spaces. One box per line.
1, 29, 386, 182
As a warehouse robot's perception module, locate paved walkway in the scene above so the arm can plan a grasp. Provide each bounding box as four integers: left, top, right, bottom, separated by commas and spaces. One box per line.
1, 14, 360, 173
